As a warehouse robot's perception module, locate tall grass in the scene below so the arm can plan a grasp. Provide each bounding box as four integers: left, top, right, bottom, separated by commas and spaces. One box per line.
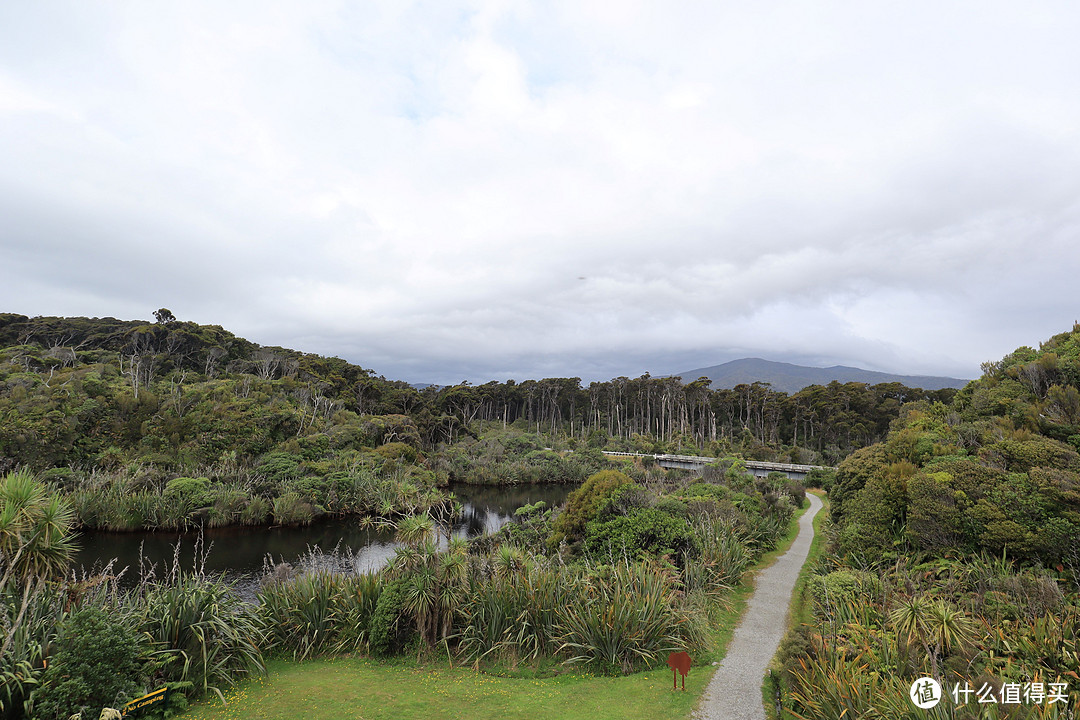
684, 517, 751, 600
0, 581, 64, 718
258, 571, 381, 660
457, 557, 708, 674
458, 557, 573, 663
558, 562, 706, 674
1, 558, 259, 719
137, 574, 264, 700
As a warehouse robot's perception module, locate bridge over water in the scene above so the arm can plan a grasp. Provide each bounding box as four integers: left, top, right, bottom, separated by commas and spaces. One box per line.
601, 451, 831, 482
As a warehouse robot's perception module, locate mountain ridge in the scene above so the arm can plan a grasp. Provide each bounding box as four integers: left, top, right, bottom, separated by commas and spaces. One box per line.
670, 357, 970, 394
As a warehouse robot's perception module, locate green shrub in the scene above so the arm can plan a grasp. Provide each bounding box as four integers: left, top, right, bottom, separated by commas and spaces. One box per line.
240, 496, 271, 525
584, 508, 700, 562
165, 477, 211, 507
272, 492, 317, 525
504, 433, 544, 453
32, 607, 144, 720
806, 570, 879, 614
548, 470, 633, 548
375, 442, 418, 463
139, 576, 264, 698
206, 487, 248, 527
596, 483, 653, 520
653, 496, 686, 517
558, 562, 703, 674
255, 453, 302, 484
805, 467, 835, 491
40, 467, 80, 489
1, 580, 66, 718
368, 578, 411, 657
258, 573, 381, 660
682, 481, 731, 501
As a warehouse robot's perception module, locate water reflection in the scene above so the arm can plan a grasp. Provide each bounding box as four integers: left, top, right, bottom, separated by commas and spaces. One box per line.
73, 483, 574, 598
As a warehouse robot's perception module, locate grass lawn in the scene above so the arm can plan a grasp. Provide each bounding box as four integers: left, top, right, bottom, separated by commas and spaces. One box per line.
181, 494, 819, 720
182, 657, 709, 720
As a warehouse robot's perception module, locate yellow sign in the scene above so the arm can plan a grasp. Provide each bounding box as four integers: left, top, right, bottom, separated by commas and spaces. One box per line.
121, 688, 167, 716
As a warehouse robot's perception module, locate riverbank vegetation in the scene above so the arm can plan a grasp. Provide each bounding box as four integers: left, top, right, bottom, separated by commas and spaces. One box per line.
0, 470, 263, 719
2, 311, 942, 533
1, 458, 805, 718
776, 324, 1080, 718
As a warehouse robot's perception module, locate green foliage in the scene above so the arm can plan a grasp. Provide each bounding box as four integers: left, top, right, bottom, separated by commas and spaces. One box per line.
374, 442, 418, 463
806, 570, 880, 614
1, 579, 66, 718
255, 453, 302, 484
0, 470, 76, 581
0, 312, 942, 538
32, 607, 144, 720
557, 562, 704, 675
142, 682, 192, 719
368, 578, 411, 657
829, 443, 888, 525
805, 466, 835, 490
139, 575, 265, 698
989, 435, 1080, 472
165, 476, 211, 507
39, 467, 80, 489
258, 572, 381, 660
271, 492, 318, 525
584, 508, 700, 562
548, 470, 632, 548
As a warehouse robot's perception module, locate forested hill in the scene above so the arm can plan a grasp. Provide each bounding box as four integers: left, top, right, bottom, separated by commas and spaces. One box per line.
780, 325, 1080, 718
671, 357, 969, 393
830, 322, 1080, 566
0, 312, 956, 477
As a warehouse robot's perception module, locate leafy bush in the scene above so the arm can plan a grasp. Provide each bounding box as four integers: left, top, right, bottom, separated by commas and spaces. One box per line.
368, 578, 411, 657
548, 470, 633, 548
32, 607, 144, 720
39, 467, 80, 489
375, 442, 418, 463
584, 508, 700, 562
255, 453, 302, 484
806, 571, 879, 614
165, 477, 211, 507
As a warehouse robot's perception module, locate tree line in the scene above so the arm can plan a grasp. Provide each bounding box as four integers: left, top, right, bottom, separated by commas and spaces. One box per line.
0, 312, 954, 470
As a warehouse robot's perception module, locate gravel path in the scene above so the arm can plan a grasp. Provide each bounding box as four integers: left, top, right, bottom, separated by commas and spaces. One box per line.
695, 493, 823, 720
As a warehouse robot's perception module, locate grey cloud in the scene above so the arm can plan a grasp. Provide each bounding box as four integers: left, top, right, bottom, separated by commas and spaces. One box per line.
2, 1, 1080, 386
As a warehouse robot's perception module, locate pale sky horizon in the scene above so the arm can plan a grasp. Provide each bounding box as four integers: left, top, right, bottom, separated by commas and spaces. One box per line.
3, 2, 1079, 385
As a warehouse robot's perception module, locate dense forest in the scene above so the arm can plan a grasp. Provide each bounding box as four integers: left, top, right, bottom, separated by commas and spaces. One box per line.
0, 310, 950, 469
0, 311, 955, 534
780, 324, 1080, 718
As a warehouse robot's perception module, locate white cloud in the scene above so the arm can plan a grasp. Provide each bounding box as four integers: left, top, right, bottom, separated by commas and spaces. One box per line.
2, 1, 1079, 384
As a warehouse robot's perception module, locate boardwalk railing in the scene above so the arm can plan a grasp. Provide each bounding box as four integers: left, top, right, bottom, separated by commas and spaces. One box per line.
601, 451, 832, 474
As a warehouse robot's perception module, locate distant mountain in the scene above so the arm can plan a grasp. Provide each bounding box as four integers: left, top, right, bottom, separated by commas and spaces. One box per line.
669, 358, 971, 394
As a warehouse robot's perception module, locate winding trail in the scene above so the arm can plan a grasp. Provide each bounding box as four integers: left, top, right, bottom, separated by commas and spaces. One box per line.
695, 492, 823, 720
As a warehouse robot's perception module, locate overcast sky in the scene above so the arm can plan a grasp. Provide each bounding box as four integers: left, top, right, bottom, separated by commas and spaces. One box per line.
3, 1, 1079, 385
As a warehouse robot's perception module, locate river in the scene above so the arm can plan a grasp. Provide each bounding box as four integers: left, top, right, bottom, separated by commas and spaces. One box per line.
72, 483, 574, 598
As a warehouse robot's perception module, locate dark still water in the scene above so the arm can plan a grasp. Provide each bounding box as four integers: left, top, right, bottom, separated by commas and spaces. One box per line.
73, 483, 574, 598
